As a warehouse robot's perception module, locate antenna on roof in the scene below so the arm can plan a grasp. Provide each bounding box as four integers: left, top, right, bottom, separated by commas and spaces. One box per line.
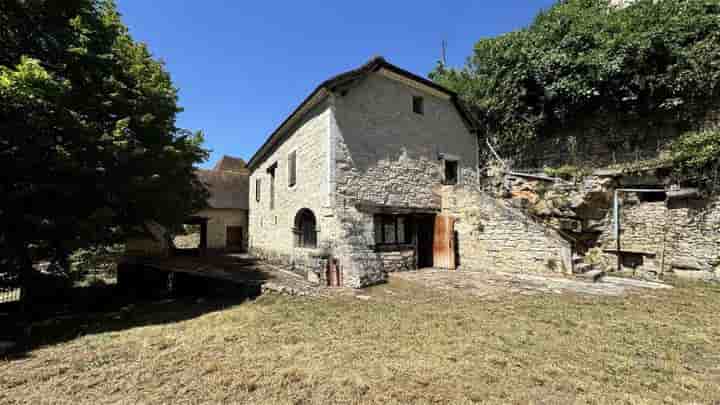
441, 39, 448, 65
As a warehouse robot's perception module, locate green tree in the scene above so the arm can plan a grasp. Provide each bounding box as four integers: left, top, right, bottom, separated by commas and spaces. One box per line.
431, 0, 720, 167
0, 0, 209, 299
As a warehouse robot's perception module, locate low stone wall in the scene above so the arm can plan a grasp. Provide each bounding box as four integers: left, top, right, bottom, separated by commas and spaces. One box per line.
249, 246, 328, 282
442, 185, 573, 274
375, 245, 416, 273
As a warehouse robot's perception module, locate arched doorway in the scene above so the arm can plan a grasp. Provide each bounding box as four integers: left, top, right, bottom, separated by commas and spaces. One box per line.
294, 209, 317, 248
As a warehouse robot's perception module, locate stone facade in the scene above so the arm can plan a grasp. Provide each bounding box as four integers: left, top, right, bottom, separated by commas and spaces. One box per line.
331, 72, 479, 287
442, 185, 573, 274
248, 100, 335, 274
497, 170, 720, 282
597, 194, 720, 280
196, 208, 248, 251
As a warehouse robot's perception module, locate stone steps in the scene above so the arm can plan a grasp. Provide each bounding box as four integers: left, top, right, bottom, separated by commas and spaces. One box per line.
572, 254, 607, 282
576, 269, 607, 283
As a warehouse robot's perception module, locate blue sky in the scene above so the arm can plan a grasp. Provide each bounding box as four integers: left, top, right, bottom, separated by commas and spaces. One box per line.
116, 1, 557, 168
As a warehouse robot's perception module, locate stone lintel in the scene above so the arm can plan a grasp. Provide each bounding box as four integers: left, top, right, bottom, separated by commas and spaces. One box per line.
354, 200, 440, 215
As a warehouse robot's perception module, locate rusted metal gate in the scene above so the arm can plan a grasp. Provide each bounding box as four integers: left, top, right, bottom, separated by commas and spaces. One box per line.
433, 215, 456, 270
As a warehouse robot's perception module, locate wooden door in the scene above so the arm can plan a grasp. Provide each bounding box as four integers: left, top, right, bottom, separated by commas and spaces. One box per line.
226, 226, 244, 251
433, 215, 456, 270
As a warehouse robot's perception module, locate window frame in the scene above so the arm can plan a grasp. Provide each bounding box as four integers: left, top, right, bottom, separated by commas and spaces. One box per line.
374, 215, 413, 246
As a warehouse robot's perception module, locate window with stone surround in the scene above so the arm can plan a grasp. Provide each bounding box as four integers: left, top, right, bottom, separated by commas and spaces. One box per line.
374, 215, 413, 245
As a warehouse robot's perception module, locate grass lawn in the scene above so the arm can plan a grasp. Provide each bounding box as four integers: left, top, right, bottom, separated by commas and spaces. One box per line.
2, 277, 719, 404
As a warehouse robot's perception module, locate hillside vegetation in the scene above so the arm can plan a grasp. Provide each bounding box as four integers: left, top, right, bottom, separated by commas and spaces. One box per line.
431, 0, 720, 184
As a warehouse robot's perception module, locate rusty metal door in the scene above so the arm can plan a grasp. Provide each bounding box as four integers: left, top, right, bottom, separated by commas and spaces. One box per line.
433, 215, 456, 270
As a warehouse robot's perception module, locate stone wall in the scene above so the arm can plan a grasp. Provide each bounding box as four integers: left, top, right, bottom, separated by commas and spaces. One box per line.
442, 185, 574, 274
248, 100, 335, 275
514, 115, 680, 170
597, 194, 720, 280
331, 72, 479, 287
511, 107, 720, 172
375, 245, 416, 273
197, 208, 248, 250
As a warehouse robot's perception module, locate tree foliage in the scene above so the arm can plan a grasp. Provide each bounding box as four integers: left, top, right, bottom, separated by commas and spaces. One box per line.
431, 0, 720, 167
0, 0, 209, 281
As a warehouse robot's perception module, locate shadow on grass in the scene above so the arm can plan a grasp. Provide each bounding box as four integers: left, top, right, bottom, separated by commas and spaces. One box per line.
3, 272, 261, 359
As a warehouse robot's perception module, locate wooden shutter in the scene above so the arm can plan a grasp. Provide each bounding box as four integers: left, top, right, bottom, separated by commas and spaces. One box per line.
288, 151, 297, 186
433, 215, 456, 270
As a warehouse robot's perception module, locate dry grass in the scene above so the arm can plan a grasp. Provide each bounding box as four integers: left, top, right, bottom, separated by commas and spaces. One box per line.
2, 277, 720, 404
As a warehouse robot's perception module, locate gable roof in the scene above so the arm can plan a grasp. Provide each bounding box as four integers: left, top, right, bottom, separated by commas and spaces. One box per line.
198, 156, 249, 210
247, 56, 477, 170
213, 155, 248, 173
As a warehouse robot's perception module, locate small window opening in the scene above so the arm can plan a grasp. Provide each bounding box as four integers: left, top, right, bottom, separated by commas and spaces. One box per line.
255, 178, 261, 202
288, 151, 297, 187
268, 163, 277, 210
444, 160, 458, 185
412, 96, 424, 115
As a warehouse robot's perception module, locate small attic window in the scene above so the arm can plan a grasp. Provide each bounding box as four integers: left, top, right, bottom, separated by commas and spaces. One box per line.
412, 96, 424, 115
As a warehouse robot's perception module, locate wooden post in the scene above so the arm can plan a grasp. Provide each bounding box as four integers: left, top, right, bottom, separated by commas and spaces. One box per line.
199, 221, 208, 256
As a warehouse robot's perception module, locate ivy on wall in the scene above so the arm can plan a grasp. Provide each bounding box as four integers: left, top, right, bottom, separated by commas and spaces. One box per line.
431, 0, 720, 180
671, 129, 720, 188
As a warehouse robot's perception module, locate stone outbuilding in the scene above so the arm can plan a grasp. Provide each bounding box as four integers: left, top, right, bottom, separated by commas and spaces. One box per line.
194, 155, 249, 252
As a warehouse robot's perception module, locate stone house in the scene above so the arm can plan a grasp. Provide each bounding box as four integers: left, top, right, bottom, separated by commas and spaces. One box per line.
194, 155, 249, 252
247, 57, 574, 287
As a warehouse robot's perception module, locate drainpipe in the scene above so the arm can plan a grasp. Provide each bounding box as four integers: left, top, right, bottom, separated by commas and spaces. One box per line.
612, 188, 667, 273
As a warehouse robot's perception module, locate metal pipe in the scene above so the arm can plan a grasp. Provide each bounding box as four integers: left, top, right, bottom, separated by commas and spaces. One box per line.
486, 137, 505, 167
